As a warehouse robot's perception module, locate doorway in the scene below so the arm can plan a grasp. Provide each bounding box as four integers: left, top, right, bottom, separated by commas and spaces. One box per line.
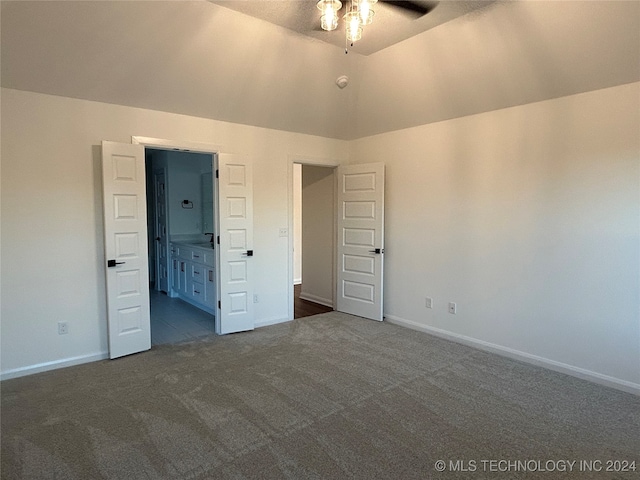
288, 160, 386, 323
102, 139, 257, 359
145, 148, 217, 345
292, 163, 336, 319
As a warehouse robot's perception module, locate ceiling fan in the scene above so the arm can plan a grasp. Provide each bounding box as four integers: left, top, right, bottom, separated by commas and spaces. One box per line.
317, 0, 438, 52
363, 1, 438, 17
207, 0, 449, 56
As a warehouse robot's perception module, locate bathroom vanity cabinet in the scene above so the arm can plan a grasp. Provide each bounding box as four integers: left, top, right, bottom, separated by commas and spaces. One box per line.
170, 242, 217, 315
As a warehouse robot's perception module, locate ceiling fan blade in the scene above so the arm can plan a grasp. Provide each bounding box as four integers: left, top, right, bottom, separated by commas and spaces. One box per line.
379, 0, 438, 17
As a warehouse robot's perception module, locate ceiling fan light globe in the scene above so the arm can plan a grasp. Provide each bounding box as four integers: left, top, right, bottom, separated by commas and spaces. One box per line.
344, 11, 361, 27
360, 9, 374, 25
344, 10, 362, 41
359, 0, 376, 25
346, 25, 362, 42
318, 0, 342, 31
316, 0, 342, 12
321, 14, 339, 31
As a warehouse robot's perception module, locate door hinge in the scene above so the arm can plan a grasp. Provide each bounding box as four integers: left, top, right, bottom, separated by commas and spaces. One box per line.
218, 300, 221, 309
217, 235, 220, 245
215, 170, 219, 179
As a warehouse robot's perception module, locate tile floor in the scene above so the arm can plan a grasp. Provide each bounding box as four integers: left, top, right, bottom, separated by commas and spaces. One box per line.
149, 289, 216, 346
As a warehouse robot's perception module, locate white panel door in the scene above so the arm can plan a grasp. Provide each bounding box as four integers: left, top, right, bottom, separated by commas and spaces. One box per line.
101, 141, 151, 358
336, 163, 385, 321
217, 153, 255, 334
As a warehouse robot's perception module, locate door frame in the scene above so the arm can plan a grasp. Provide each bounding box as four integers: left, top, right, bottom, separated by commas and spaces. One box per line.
132, 136, 223, 329
287, 155, 341, 320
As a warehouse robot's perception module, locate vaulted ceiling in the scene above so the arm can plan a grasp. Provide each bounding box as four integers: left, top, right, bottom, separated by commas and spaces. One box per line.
2, 1, 639, 140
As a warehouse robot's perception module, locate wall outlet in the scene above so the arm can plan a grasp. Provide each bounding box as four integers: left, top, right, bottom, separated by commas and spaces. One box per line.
253, 294, 259, 303
58, 322, 69, 335
279, 228, 288, 237
448, 302, 457, 315
425, 297, 433, 309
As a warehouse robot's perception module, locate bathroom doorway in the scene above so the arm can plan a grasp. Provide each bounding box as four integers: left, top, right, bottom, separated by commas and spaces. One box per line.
145, 148, 217, 345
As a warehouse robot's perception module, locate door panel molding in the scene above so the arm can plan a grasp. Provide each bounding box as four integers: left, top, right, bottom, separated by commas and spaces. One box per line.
101, 141, 151, 358
336, 163, 385, 321
217, 153, 255, 334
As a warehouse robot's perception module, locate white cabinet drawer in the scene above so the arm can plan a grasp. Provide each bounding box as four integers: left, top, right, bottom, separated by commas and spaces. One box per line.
172, 244, 193, 261
190, 263, 205, 281
180, 247, 193, 261
188, 245, 214, 266
191, 281, 205, 301
202, 251, 215, 267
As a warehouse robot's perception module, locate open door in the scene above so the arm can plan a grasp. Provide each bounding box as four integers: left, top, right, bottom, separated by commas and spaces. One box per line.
101, 141, 151, 358
217, 153, 255, 334
153, 170, 169, 293
336, 163, 385, 321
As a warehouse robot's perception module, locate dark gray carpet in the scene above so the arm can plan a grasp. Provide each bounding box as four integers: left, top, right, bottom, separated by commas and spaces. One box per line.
2, 312, 639, 479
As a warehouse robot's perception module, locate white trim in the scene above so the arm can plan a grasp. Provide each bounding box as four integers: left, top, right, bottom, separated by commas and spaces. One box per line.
255, 316, 292, 329
385, 314, 640, 396
299, 292, 334, 308
131, 136, 223, 335
132, 136, 222, 154
1, 352, 109, 381
287, 155, 342, 322
294, 278, 302, 285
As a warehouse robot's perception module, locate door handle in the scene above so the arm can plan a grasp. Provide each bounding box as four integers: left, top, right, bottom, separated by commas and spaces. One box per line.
107, 259, 125, 268
368, 248, 384, 254
242, 250, 254, 257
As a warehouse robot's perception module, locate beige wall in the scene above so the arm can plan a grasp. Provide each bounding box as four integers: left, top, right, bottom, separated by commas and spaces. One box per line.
300, 165, 335, 307
0, 88, 348, 377
0, 1, 357, 139
1, 84, 638, 392
350, 83, 640, 390
355, 0, 640, 138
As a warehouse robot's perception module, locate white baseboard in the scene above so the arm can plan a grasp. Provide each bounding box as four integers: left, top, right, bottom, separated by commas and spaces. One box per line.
384, 314, 640, 396
255, 316, 292, 329
1, 351, 109, 381
298, 292, 333, 308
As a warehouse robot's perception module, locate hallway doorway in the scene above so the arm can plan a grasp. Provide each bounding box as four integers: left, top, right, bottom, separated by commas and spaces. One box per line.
292, 163, 336, 318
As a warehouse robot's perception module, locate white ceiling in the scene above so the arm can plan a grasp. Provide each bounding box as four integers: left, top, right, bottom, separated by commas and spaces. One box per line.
1, 1, 639, 140
208, 0, 497, 55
